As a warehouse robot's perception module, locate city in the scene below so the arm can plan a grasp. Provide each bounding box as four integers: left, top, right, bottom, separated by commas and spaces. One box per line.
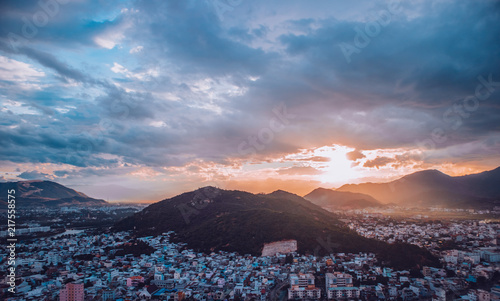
1, 206, 499, 300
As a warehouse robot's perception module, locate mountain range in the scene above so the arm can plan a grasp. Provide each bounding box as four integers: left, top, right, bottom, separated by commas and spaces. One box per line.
304, 188, 383, 210
0, 180, 107, 208
3, 167, 499, 269
114, 186, 439, 269
335, 167, 500, 209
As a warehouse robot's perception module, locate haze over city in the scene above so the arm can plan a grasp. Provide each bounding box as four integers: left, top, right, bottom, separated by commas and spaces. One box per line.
1, 0, 499, 202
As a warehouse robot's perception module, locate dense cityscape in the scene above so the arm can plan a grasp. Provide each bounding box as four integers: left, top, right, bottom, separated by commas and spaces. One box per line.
1, 206, 499, 301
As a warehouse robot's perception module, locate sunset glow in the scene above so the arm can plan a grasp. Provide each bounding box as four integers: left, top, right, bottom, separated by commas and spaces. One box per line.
1, 0, 499, 202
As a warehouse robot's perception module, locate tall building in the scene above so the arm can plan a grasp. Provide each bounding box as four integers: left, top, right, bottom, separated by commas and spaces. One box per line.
59, 282, 84, 301
288, 273, 321, 300
102, 290, 115, 301
326, 272, 353, 287
325, 272, 360, 299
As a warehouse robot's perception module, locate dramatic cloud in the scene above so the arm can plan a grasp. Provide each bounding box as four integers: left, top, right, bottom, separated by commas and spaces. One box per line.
1, 0, 499, 200
363, 156, 396, 169
346, 150, 365, 161
18, 170, 52, 180
277, 166, 323, 176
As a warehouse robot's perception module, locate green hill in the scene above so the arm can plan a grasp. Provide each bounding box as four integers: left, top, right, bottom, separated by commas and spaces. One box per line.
0, 180, 107, 208
113, 186, 439, 269
304, 188, 383, 210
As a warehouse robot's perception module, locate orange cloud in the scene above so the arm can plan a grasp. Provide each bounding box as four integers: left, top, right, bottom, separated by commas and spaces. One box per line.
346, 149, 365, 161
363, 156, 396, 168
277, 166, 323, 175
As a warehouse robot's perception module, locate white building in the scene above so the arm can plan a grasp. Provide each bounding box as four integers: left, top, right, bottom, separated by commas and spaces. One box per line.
325, 272, 360, 299
288, 273, 321, 300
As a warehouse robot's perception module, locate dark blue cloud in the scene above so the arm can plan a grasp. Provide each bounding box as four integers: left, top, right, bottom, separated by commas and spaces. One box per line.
278, 1, 500, 110
130, 0, 276, 77
18, 170, 51, 180
0, 0, 126, 49
0, 0, 499, 175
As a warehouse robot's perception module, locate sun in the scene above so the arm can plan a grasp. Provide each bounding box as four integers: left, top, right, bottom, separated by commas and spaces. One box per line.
313, 145, 361, 186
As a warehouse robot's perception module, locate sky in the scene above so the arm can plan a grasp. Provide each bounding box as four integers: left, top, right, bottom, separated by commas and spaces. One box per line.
1, 0, 500, 202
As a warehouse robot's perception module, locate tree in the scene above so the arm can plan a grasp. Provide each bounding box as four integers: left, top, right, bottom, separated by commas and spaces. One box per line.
410, 268, 424, 278
446, 269, 456, 277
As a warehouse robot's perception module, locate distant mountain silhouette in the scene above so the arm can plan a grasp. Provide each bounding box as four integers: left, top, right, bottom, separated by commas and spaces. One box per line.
336, 167, 500, 208
0, 180, 107, 207
304, 188, 383, 210
114, 186, 439, 269
455, 167, 500, 198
